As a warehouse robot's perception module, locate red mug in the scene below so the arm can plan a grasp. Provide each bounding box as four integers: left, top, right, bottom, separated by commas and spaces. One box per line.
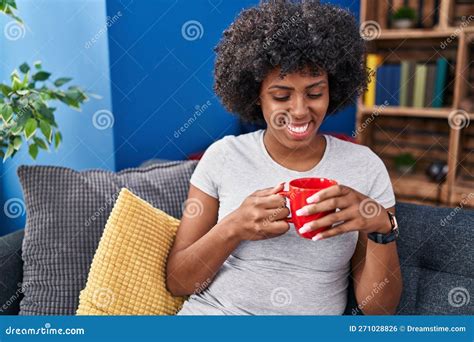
278, 177, 338, 239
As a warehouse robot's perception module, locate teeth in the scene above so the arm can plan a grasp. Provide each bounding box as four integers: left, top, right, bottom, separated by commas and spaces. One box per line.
287, 123, 309, 133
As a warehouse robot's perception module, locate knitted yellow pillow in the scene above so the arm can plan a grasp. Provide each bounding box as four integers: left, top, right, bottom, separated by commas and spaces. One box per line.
76, 188, 185, 315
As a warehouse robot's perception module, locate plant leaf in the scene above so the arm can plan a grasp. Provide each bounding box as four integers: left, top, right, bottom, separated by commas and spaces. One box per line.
54, 131, 62, 149
0, 84, 12, 96
12, 136, 22, 150
12, 75, 23, 92
28, 143, 38, 160
32, 71, 51, 82
19, 62, 30, 73
33, 136, 48, 150
33, 61, 42, 69
3, 143, 15, 162
39, 120, 52, 142
54, 77, 72, 87
0, 104, 13, 123
6, 0, 17, 9
24, 118, 37, 140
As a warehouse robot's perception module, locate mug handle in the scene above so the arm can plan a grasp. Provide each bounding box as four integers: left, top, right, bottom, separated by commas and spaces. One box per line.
277, 190, 294, 223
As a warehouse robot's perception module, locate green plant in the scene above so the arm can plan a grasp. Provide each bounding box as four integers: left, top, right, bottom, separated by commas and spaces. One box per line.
0, 0, 21, 23
0, 62, 98, 161
392, 6, 416, 21
0, 2, 99, 162
394, 152, 416, 174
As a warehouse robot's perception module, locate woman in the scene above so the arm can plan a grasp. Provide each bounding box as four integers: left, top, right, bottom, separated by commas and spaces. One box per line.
166, 0, 402, 315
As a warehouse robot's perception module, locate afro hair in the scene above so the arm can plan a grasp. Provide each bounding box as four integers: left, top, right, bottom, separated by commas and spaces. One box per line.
213, 0, 369, 124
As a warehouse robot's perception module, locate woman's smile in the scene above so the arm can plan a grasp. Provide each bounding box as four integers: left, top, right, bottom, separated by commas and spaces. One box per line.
285, 120, 315, 140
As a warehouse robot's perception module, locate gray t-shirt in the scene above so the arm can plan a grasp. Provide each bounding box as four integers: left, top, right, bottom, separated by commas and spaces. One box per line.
177, 129, 395, 315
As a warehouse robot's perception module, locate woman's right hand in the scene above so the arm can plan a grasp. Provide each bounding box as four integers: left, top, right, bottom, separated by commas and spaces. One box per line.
223, 183, 291, 241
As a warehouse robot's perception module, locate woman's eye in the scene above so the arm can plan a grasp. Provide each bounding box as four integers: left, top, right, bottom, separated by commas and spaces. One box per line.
273, 96, 289, 102
308, 94, 322, 99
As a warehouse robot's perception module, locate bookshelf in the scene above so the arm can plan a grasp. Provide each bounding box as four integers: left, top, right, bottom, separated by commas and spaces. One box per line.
356, 0, 474, 208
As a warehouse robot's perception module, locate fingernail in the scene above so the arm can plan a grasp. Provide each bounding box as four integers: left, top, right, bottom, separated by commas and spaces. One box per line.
312, 234, 323, 241
296, 207, 308, 216
307, 195, 319, 204
299, 223, 311, 234
274, 182, 285, 189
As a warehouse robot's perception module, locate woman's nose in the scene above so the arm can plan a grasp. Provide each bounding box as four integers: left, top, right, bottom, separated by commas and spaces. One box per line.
290, 95, 309, 119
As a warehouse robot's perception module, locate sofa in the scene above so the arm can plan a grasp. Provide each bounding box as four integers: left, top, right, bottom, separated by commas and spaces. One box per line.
0, 162, 473, 315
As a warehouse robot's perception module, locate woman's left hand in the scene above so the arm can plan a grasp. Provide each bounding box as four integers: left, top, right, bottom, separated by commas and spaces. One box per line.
295, 184, 392, 241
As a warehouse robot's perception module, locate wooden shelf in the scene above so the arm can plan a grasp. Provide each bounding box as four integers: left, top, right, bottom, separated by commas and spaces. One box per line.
376, 27, 474, 40
358, 0, 473, 208
389, 171, 443, 202
358, 106, 454, 119
449, 180, 474, 207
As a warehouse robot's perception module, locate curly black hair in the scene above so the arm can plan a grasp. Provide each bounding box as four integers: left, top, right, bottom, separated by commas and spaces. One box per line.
213, 0, 368, 124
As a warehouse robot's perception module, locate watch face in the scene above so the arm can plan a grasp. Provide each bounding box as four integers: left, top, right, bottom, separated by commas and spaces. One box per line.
388, 211, 398, 230
393, 215, 398, 229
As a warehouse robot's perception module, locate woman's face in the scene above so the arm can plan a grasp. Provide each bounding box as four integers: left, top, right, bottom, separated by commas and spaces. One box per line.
259, 67, 329, 150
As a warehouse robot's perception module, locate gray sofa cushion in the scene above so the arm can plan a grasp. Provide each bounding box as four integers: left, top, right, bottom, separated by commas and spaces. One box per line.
17, 161, 197, 315
395, 202, 473, 315
0, 229, 24, 315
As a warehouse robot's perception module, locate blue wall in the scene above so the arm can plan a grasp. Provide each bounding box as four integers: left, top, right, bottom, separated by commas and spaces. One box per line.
0, 0, 115, 235
106, 0, 248, 170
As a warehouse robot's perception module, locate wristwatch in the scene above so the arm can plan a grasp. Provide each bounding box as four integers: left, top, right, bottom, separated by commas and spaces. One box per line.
367, 210, 399, 244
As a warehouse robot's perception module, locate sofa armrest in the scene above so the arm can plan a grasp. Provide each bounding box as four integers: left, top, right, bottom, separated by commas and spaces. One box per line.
0, 229, 24, 315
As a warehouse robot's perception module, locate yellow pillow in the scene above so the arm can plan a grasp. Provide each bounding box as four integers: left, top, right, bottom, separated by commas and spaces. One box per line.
76, 188, 185, 315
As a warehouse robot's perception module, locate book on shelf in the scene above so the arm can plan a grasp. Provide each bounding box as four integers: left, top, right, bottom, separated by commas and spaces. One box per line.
364, 54, 383, 107
364, 56, 453, 109
400, 61, 415, 106
405, 61, 417, 107
375, 64, 401, 106
424, 63, 437, 107
391, 64, 401, 106
375, 65, 390, 106
413, 64, 428, 108
432, 57, 448, 108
